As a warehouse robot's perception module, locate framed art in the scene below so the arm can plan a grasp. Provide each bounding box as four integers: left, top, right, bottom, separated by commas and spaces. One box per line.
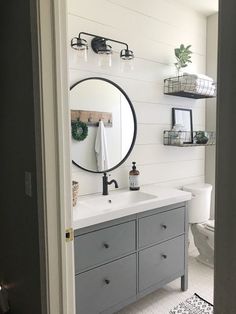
172, 108, 193, 143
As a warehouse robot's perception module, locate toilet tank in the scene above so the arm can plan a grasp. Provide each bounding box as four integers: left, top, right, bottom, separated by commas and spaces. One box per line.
183, 183, 212, 223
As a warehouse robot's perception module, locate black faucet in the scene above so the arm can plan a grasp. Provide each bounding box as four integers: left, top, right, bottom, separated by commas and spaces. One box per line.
102, 173, 119, 195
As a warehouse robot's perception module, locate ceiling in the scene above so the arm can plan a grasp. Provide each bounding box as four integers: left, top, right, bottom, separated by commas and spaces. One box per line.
176, 0, 218, 16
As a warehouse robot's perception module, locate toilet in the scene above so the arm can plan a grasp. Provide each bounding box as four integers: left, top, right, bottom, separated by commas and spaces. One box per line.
183, 183, 214, 268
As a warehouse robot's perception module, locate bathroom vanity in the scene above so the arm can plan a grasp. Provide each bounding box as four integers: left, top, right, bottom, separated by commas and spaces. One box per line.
73, 187, 190, 314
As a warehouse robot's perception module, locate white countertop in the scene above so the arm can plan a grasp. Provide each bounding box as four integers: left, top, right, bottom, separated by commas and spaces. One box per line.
73, 185, 192, 230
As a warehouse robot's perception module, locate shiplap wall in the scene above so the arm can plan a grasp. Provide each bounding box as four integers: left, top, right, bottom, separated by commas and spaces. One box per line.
68, 0, 207, 196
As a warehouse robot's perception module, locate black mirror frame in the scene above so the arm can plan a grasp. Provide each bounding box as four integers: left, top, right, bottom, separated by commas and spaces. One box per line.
70, 77, 137, 174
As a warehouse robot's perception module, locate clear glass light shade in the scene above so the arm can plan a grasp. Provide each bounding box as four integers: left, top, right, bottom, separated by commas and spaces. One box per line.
120, 58, 134, 72
98, 52, 112, 68
77, 48, 88, 62
71, 37, 88, 62
119, 49, 134, 72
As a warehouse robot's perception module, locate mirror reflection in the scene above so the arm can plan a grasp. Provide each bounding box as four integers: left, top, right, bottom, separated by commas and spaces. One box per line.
70, 78, 136, 173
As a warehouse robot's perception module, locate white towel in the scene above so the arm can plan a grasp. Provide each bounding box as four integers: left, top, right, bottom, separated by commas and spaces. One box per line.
175, 73, 216, 96
183, 73, 214, 82
182, 74, 215, 88
95, 120, 110, 171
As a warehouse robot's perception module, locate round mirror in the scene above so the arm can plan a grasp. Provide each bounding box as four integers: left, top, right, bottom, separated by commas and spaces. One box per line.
70, 77, 137, 173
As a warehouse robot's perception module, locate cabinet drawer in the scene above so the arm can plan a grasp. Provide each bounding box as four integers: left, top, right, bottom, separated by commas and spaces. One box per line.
75, 254, 136, 314
138, 207, 185, 248
139, 235, 184, 292
74, 221, 135, 273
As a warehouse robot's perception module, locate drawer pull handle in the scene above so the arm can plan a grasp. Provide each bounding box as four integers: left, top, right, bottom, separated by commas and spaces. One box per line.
161, 224, 167, 230
161, 254, 167, 259
103, 243, 110, 249
104, 279, 110, 285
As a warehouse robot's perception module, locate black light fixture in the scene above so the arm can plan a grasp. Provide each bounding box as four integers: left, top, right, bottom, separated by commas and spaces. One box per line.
90, 37, 113, 67
91, 37, 113, 55
120, 49, 134, 60
71, 32, 134, 68
71, 35, 88, 62
71, 37, 88, 51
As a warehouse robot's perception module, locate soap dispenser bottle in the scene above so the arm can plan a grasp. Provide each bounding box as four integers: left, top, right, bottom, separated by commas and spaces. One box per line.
129, 162, 140, 191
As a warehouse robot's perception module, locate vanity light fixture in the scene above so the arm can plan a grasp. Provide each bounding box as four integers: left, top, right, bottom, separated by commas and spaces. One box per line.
71, 32, 134, 67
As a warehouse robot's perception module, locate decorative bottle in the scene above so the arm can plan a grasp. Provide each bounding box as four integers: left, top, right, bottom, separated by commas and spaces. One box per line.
129, 162, 140, 191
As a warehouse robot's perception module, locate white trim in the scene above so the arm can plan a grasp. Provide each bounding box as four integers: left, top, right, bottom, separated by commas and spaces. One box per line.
53, 0, 76, 312
36, 0, 75, 313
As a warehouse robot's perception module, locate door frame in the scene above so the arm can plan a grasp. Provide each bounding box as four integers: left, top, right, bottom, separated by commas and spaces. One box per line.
32, 0, 75, 313
35, 0, 236, 313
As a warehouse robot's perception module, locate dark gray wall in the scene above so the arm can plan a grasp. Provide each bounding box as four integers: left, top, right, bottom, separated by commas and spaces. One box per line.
215, 0, 236, 313
0, 1, 42, 313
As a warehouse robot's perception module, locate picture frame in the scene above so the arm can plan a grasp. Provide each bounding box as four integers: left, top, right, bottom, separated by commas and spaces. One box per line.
172, 108, 193, 143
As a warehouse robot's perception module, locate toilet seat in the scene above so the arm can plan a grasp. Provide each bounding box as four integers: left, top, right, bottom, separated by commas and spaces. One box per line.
197, 220, 214, 232
205, 219, 215, 232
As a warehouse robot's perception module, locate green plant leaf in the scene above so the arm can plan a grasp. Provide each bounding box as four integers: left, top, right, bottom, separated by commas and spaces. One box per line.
173, 44, 192, 70
175, 48, 180, 57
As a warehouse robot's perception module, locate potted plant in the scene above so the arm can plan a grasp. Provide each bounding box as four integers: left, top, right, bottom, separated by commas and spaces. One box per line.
194, 131, 209, 144
174, 44, 192, 77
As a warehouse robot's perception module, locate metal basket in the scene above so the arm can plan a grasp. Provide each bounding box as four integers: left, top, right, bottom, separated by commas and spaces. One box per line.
163, 130, 216, 147
164, 75, 216, 99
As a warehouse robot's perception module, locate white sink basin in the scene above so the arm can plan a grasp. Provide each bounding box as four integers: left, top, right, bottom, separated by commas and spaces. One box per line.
73, 187, 192, 229
78, 191, 158, 212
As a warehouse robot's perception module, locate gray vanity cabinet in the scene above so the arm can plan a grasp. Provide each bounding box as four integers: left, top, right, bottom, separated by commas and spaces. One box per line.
74, 202, 188, 314
74, 221, 136, 273
138, 207, 185, 248
139, 235, 184, 292
75, 254, 136, 314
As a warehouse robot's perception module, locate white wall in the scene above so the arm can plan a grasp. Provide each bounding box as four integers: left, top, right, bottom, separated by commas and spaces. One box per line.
206, 13, 218, 219
68, 0, 207, 196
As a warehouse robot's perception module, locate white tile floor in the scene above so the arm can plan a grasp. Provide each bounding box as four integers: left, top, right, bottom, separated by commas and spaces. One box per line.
118, 249, 214, 314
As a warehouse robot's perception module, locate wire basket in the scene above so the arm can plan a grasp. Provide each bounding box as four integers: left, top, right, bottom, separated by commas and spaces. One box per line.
164, 75, 216, 99
163, 130, 216, 147
72, 181, 79, 207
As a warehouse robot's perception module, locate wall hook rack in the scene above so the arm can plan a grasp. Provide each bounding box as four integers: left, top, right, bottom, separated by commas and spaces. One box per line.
71, 110, 113, 127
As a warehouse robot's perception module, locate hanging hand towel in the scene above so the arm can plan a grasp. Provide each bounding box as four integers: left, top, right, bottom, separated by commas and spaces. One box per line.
95, 120, 110, 171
